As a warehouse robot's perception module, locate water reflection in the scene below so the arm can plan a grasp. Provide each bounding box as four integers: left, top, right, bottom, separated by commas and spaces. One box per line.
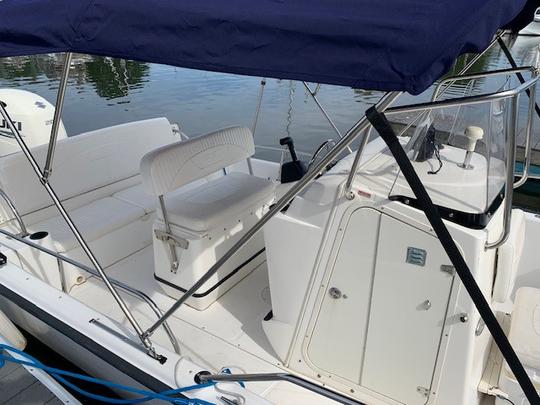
0, 54, 150, 100
0, 35, 539, 158
0, 54, 65, 82
0, 51, 386, 156
84, 58, 149, 100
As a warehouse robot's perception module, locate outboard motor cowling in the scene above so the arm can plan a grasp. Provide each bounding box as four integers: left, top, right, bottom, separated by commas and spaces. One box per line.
0, 89, 67, 155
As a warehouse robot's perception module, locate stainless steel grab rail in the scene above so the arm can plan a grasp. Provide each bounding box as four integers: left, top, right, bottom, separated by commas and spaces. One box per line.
0, 227, 181, 354
385, 68, 540, 250
385, 71, 540, 116
514, 82, 535, 189
344, 37, 499, 196
485, 96, 518, 249
198, 372, 362, 405
0, 189, 29, 237
514, 59, 539, 189
432, 66, 536, 101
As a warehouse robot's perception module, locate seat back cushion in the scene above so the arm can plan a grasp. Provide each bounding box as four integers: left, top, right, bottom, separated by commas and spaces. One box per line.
493, 209, 526, 303
0, 118, 175, 217
140, 126, 254, 196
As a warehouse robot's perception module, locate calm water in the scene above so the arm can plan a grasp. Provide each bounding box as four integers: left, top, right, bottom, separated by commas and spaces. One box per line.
0, 55, 381, 158
0, 35, 539, 159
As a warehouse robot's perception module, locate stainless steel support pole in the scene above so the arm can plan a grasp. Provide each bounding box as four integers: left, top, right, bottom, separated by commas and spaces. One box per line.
43, 52, 72, 180
0, 189, 28, 237
514, 57, 540, 188
0, 104, 157, 356
159, 195, 179, 273
303, 81, 353, 154
57, 258, 68, 293
248, 79, 266, 175
143, 91, 401, 338
486, 95, 518, 249
514, 76, 537, 189
344, 127, 372, 196
0, 227, 180, 354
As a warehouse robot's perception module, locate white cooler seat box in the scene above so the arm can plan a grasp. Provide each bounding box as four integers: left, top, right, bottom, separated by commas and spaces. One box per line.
497, 287, 540, 404
140, 126, 275, 310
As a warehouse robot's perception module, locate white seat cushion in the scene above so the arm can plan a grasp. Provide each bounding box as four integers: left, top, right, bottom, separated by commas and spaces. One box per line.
113, 178, 218, 214
160, 172, 274, 232
113, 183, 157, 214
508, 287, 540, 370
31, 197, 145, 252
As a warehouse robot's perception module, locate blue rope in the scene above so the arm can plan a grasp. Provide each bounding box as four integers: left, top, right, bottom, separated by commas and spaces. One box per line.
221, 368, 245, 388
0, 343, 215, 405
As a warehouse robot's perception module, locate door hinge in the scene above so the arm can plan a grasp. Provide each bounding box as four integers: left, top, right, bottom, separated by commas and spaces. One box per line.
154, 229, 189, 250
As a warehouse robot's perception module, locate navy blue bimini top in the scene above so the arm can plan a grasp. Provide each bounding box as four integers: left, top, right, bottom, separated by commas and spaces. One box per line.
0, 0, 531, 94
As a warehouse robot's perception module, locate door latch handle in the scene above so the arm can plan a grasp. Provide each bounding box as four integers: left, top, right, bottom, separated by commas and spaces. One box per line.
422, 299, 432, 310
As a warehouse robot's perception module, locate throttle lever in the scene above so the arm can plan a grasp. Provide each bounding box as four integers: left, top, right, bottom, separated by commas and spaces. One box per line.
279, 136, 299, 162
279, 136, 307, 183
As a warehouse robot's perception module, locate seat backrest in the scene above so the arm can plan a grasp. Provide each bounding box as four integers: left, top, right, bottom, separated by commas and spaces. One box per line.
0, 117, 175, 217
493, 209, 526, 303
140, 126, 254, 196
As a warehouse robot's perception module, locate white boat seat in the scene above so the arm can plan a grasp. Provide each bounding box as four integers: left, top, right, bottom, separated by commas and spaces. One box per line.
141, 126, 275, 309
493, 209, 526, 303
113, 184, 157, 214
158, 171, 275, 232
140, 126, 255, 196
112, 178, 217, 215
30, 197, 146, 253
141, 125, 275, 232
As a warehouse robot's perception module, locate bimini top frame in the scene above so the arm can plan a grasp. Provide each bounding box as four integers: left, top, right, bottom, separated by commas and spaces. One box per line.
1, 29, 539, 405
141, 34, 540, 403
0, 96, 161, 359
144, 31, 540, 334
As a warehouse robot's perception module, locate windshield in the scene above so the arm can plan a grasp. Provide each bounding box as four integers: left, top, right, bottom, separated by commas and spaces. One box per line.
362, 71, 533, 216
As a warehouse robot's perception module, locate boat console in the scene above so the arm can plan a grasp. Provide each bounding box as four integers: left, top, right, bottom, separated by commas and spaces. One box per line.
261, 82, 532, 404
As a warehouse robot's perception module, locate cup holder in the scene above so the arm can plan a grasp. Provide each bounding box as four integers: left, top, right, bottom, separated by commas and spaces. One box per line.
29, 231, 49, 241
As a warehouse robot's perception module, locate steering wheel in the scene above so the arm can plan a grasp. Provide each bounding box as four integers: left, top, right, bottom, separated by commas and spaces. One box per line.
308, 139, 336, 171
